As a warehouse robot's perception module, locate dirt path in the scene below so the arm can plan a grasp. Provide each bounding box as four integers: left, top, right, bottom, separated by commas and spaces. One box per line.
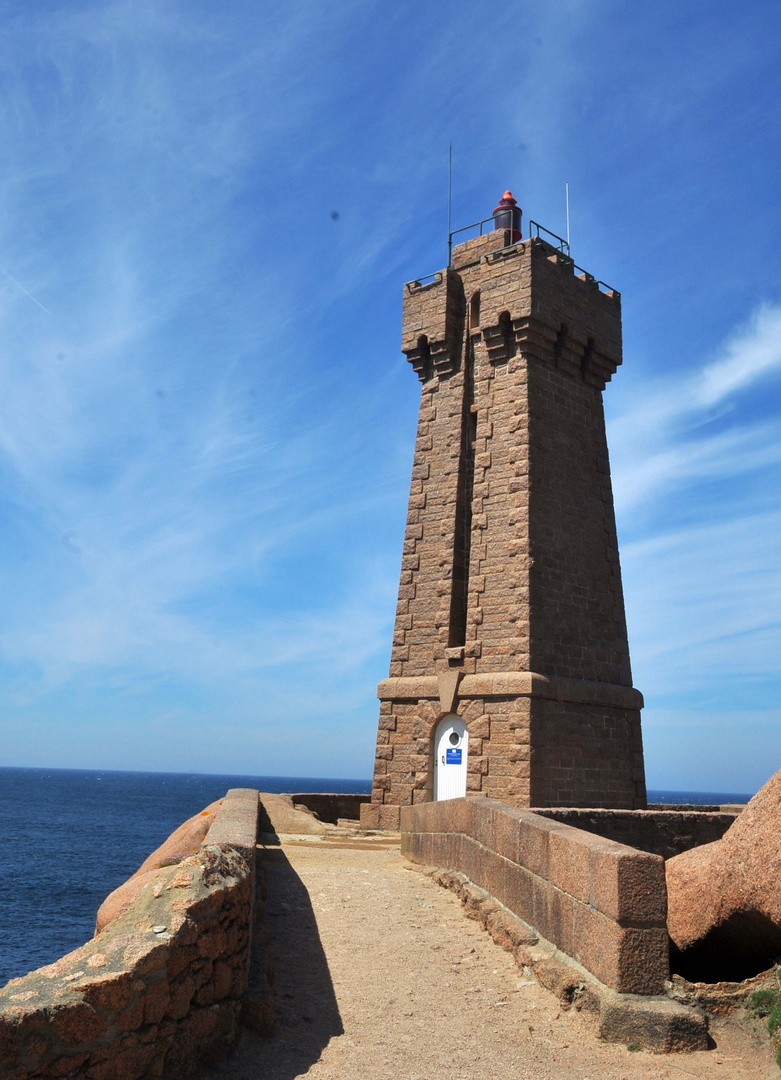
210, 835, 776, 1080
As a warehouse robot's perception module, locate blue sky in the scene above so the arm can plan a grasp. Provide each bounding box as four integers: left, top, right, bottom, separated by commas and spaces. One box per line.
0, 1, 779, 792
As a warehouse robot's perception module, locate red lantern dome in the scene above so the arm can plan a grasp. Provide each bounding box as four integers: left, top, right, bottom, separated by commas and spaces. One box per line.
492, 190, 522, 243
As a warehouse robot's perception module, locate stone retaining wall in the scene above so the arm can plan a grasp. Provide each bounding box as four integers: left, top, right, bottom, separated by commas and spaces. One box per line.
285, 793, 370, 824
401, 796, 669, 995
0, 788, 261, 1080
535, 807, 738, 860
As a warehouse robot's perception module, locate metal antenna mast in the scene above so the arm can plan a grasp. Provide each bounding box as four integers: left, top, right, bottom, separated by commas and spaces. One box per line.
565, 182, 571, 251
447, 142, 453, 265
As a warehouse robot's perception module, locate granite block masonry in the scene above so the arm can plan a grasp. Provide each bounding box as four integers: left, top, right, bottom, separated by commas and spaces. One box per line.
401, 797, 668, 995
362, 193, 646, 830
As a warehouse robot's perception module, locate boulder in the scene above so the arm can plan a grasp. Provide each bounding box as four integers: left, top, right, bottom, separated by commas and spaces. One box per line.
135, 798, 223, 875
95, 866, 166, 934
94, 799, 223, 934
666, 770, 781, 980
258, 792, 329, 836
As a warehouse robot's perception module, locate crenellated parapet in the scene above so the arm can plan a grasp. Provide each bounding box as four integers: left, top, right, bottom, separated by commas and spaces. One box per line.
402, 233, 622, 389
402, 268, 465, 381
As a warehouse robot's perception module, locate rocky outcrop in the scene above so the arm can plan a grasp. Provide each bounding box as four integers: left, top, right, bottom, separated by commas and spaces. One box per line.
136, 799, 223, 875
257, 792, 329, 836
95, 800, 223, 934
666, 770, 781, 980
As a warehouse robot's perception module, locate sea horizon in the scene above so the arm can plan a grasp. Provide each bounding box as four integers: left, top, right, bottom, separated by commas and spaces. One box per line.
0, 765, 755, 987
0, 763, 756, 802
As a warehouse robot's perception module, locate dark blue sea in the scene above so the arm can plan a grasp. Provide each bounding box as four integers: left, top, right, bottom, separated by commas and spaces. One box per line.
0, 767, 753, 989
0, 767, 371, 988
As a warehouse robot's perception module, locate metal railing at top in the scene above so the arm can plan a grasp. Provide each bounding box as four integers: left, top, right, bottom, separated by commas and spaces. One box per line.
447, 214, 572, 266
408, 215, 619, 299
571, 262, 619, 297
529, 229, 619, 297
404, 270, 443, 292
448, 214, 518, 266
528, 220, 570, 256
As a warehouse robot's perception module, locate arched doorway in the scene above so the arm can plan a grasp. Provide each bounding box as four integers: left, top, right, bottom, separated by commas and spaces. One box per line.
433, 714, 469, 801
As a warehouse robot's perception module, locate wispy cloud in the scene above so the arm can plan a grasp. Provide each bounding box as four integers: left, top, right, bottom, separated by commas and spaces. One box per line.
0, 4, 413, 728
0, 1, 778, 787
698, 303, 781, 406
613, 301, 781, 769
624, 509, 781, 690
611, 301, 781, 516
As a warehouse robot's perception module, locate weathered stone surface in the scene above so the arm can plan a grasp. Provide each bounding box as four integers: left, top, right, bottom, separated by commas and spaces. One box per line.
669, 968, 776, 1016
95, 800, 224, 934
95, 867, 168, 935
598, 994, 709, 1052
412, 854, 707, 1054
258, 792, 329, 836
484, 909, 538, 952
136, 800, 223, 876
538, 807, 737, 860
534, 958, 581, 1005
283, 792, 369, 824
666, 768, 781, 976
403, 797, 669, 995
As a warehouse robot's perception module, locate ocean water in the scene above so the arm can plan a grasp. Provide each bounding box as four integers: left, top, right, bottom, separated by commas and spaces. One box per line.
648, 789, 753, 805
0, 766, 371, 988
0, 767, 753, 988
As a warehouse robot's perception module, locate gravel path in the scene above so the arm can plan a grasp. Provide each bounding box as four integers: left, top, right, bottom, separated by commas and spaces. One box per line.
210, 835, 776, 1080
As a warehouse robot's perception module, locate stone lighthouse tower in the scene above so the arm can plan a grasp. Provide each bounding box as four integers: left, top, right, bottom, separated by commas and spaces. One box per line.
361, 193, 646, 831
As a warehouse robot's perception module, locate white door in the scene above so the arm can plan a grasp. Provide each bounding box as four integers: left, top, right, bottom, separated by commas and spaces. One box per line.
433, 715, 468, 801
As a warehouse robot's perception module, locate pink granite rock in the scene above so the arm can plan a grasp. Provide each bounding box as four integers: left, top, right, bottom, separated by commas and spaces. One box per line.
95, 867, 165, 935
666, 770, 781, 979
94, 799, 223, 934
257, 792, 329, 835
135, 798, 223, 875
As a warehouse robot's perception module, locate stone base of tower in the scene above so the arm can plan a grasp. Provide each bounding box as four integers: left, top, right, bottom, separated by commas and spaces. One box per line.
360, 671, 646, 831
528, 695, 646, 808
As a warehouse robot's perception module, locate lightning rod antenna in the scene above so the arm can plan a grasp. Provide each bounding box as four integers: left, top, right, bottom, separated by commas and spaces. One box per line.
447, 142, 453, 266
565, 182, 571, 253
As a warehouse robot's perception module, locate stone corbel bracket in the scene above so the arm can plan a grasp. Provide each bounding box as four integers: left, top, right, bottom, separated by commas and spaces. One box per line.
402, 267, 465, 382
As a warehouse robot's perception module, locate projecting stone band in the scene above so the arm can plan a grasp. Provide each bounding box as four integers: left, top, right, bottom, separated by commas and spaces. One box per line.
377, 671, 643, 711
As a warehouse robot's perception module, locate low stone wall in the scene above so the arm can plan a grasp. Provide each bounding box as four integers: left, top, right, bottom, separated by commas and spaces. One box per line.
535, 808, 738, 860
360, 800, 404, 831
0, 788, 261, 1080
401, 797, 669, 995
285, 793, 370, 824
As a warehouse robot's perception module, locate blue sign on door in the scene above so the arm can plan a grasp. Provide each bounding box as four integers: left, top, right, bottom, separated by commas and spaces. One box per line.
446, 748, 462, 765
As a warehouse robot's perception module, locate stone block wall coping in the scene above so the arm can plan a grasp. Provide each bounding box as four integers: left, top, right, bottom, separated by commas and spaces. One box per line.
536, 808, 738, 860
378, 671, 643, 711
206, 787, 261, 864
0, 788, 261, 1080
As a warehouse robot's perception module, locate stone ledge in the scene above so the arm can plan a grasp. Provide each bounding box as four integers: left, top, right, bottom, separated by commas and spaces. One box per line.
377, 671, 643, 710
598, 993, 709, 1053
377, 676, 439, 700
208, 788, 261, 864
414, 864, 708, 1053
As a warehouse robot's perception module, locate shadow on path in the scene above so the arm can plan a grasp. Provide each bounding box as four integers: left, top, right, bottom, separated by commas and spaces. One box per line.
210, 844, 343, 1080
